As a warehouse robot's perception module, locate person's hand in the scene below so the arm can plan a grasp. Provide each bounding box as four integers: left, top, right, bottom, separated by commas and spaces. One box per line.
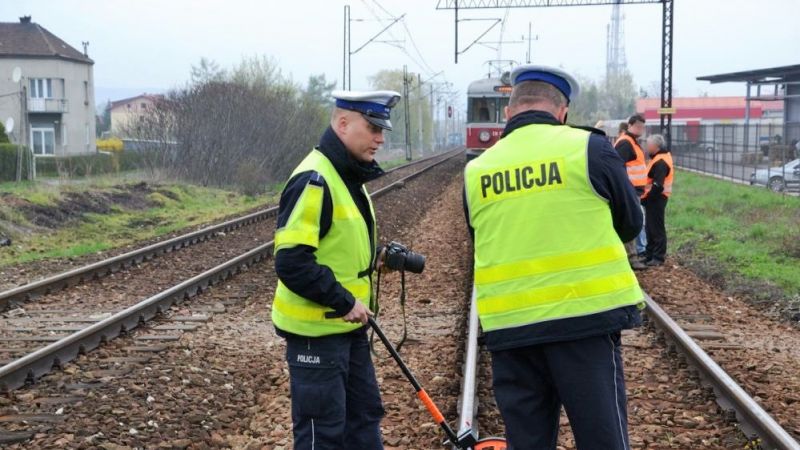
376, 246, 394, 273
342, 301, 372, 324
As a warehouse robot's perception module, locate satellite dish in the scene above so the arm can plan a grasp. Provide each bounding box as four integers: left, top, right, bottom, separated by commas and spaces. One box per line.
4, 117, 14, 134
11, 67, 22, 83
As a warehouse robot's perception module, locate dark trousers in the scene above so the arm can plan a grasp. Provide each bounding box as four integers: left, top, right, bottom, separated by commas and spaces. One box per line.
644, 194, 669, 263
491, 333, 630, 450
285, 328, 384, 450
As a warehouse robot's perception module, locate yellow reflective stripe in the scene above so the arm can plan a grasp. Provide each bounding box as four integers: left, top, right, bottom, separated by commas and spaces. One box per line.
477, 271, 639, 316
275, 229, 319, 250
479, 285, 644, 331
274, 280, 371, 320
332, 204, 361, 220
274, 295, 328, 321
475, 245, 627, 286
274, 183, 323, 252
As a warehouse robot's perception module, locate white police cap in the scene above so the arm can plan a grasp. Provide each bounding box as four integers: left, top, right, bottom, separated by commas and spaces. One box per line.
509, 65, 580, 103
332, 90, 402, 131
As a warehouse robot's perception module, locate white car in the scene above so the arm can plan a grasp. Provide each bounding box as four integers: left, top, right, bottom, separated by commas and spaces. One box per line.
750, 159, 800, 192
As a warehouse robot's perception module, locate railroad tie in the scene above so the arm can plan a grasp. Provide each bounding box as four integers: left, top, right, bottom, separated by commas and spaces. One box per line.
0, 431, 35, 445
135, 334, 182, 341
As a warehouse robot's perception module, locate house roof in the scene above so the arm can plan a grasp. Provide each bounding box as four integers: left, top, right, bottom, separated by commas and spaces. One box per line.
697, 64, 800, 83
110, 94, 164, 110
0, 18, 93, 64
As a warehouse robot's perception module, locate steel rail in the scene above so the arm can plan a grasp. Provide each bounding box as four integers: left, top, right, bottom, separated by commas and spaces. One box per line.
457, 288, 480, 440
0, 149, 462, 310
0, 149, 464, 392
646, 295, 799, 450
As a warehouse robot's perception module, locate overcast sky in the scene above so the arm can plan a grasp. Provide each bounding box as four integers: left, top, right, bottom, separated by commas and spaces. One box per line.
4, 0, 799, 109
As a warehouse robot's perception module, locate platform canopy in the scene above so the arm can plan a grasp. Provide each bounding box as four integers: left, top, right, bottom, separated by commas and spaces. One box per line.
698, 64, 800, 84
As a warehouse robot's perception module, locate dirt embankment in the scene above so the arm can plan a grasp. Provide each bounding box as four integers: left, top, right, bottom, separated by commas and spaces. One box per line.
0, 182, 174, 231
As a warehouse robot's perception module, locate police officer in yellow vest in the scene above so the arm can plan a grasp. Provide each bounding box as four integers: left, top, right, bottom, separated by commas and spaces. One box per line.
272, 90, 400, 449
464, 65, 645, 449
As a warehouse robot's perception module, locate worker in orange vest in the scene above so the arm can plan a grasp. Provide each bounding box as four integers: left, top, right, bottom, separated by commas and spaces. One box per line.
617, 122, 628, 140
642, 134, 674, 266
614, 114, 648, 269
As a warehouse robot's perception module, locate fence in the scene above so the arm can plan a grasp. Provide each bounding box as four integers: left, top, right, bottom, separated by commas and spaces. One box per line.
645, 123, 800, 193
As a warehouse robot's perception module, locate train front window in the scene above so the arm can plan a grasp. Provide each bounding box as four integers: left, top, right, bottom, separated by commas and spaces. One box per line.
470, 98, 497, 123
498, 97, 510, 123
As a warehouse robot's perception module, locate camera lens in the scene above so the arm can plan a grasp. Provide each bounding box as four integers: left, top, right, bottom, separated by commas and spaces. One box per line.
403, 251, 426, 274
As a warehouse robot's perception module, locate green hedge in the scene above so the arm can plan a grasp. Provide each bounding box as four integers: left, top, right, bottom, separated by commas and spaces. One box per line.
0, 143, 31, 181
2, 146, 163, 180
35, 153, 115, 177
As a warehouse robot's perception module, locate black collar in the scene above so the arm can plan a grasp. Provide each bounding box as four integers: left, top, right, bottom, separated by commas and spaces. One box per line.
501, 110, 561, 138
502, 109, 607, 139
318, 127, 384, 185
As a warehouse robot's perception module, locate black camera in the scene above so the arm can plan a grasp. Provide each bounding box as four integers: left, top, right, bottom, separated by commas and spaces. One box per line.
383, 241, 425, 274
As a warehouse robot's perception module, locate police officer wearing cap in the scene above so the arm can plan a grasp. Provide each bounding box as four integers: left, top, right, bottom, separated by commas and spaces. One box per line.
463, 65, 645, 449
272, 90, 400, 449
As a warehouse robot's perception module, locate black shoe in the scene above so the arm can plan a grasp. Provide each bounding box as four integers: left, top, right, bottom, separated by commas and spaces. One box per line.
645, 259, 664, 267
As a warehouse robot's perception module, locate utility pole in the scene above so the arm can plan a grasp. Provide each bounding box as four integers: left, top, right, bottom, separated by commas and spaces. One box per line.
343, 7, 405, 90
429, 84, 435, 153
403, 65, 411, 161
524, 22, 539, 64
342, 5, 348, 89
417, 74, 424, 157
16, 85, 23, 182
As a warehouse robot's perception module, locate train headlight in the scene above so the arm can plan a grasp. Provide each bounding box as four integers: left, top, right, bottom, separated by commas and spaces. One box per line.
479, 131, 491, 143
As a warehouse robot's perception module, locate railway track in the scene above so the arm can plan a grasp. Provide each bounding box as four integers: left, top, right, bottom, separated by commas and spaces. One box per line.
3, 151, 799, 449
455, 292, 800, 449
0, 149, 464, 395
0, 148, 461, 309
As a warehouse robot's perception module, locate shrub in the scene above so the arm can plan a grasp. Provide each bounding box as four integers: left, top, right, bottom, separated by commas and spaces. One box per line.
0, 143, 31, 181
35, 153, 115, 178
0, 122, 9, 143
96, 137, 124, 152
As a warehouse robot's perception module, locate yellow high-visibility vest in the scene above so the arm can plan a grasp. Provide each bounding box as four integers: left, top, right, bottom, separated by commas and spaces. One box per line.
465, 124, 644, 332
272, 149, 375, 336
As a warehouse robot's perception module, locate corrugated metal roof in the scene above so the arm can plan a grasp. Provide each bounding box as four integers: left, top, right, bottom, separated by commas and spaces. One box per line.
697, 64, 800, 83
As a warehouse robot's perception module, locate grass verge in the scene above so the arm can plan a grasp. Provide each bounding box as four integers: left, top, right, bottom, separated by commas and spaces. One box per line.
0, 181, 276, 268
668, 170, 800, 301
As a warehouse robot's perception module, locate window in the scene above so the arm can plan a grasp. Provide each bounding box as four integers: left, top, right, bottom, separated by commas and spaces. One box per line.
127, 104, 132, 109
29, 78, 53, 98
31, 128, 56, 155
141, 102, 147, 110
498, 97, 510, 123
469, 97, 497, 123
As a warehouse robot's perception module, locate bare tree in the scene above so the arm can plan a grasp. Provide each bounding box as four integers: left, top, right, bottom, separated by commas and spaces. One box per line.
123, 57, 330, 194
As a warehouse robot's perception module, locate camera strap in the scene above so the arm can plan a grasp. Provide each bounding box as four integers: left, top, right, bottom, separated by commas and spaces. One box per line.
369, 268, 409, 356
